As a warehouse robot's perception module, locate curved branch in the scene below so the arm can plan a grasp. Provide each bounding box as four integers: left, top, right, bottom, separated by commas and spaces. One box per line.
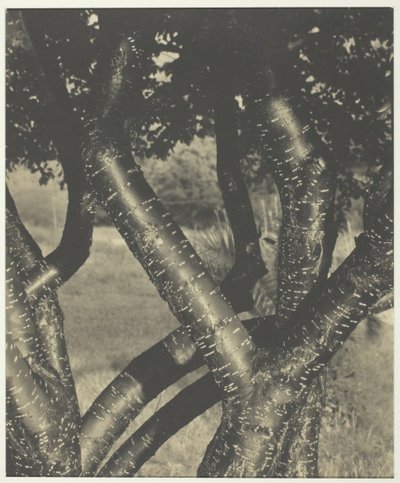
20, 12, 95, 300
245, 65, 337, 476
98, 373, 221, 476
80, 327, 203, 475
255, 91, 337, 322
97, 167, 392, 477
6, 188, 80, 413
198, 167, 392, 477
81, 314, 275, 475
85, 35, 257, 397
103, 188, 393, 476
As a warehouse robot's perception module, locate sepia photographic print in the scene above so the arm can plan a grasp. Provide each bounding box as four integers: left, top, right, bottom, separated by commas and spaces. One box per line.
5, 5, 394, 478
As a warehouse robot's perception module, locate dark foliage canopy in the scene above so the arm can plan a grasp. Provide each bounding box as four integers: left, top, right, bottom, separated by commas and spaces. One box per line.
7, 8, 392, 220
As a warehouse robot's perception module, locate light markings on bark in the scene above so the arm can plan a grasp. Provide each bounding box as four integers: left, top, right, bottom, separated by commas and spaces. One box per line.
196, 161, 391, 476
84, 32, 257, 452
8, 12, 393, 478
82, 36, 394, 474
6, 191, 81, 476
6, 242, 81, 476
212, 67, 336, 475
257, 91, 336, 477
82, 316, 276, 475
90, 173, 390, 474
98, 373, 221, 476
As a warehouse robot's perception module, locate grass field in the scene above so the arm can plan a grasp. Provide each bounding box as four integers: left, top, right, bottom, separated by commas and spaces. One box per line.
7, 168, 394, 477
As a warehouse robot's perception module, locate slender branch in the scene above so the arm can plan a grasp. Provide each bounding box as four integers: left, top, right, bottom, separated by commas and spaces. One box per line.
87, 316, 276, 476
20, 11, 95, 299
369, 290, 393, 316
79, 327, 203, 475
214, 87, 267, 314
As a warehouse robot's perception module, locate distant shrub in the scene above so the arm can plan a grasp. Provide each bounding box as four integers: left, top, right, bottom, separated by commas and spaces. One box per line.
139, 136, 223, 227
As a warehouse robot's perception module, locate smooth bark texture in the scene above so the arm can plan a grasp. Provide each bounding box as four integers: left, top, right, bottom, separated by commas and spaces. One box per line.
98, 373, 221, 476
7, 11, 393, 478
84, 316, 278, 475
6, 190, 79, 413
250, 78, 337, 476
198, 194, 392, 476
84, 35, 392, 477
80, 327, 203, 475
84, 27, 257, 433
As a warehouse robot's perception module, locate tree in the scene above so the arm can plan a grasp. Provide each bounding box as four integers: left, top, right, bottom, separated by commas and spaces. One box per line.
6, 8, 393, 477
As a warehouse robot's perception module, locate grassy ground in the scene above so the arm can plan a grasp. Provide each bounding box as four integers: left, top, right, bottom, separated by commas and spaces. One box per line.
7, 168, 394, 477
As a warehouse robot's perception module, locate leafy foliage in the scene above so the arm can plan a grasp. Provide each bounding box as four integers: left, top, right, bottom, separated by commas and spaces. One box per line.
6, 8, 392, 221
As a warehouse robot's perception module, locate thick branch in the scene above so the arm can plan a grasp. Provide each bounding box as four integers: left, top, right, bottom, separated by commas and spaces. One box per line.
95, 169, 392, 476
246, 67, 337, 476
254, 91, 337, 321
6, 188, 80, 413
6, 241, 80, 476
81, 313, 275, 475
198, 169, 392, 476
82, 35, 258, 465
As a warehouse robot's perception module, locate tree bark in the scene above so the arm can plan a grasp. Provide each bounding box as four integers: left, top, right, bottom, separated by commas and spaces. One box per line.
6, 196, 81, 476
84, 29, 257, 420
21, 11, 95, 299
197, 164, 391, 476
252, 86, 337, 476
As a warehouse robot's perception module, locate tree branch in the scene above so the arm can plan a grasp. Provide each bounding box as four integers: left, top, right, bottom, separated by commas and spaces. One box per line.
85, 165, 392, 477
6, 238, 81, 476
198, 166, 392, 476
102, 189, 392, 476
369, 290, 393, 316
98, 372, 221, 476
86, 35, 257, 385
6, 187, 80, 415
213, 88, 267, 314
81, 312, 274, 475
20, 11, 95, 300
245, 66, 337, 476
